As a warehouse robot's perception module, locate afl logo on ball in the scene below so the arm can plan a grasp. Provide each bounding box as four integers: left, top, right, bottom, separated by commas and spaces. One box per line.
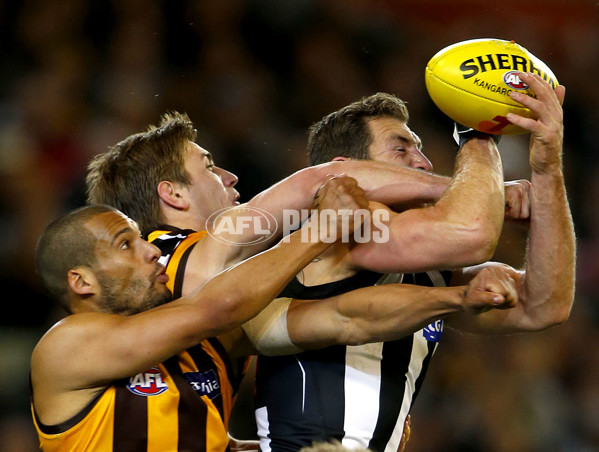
503, 71, 528, 90
127, 367, 169, 396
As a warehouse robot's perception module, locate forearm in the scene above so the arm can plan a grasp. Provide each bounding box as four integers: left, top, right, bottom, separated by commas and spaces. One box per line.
339, 285, 466, 344
197, 229, 330, 333
449, 170, 576, 334
349, 138, 505, 273
433, 138, 505, 254
288, 284, 467, 349
518, 170, 575, 329
247, 161, 449, 222
409, 137, 505, 266
322, 161, 450, 206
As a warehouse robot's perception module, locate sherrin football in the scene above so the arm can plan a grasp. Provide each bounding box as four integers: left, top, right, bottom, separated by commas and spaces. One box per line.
425, 38, 558, 135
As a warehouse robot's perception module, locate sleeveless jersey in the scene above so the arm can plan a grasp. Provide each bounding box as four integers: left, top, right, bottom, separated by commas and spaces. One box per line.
32, 227, 239, 452
255, 270, 451, 452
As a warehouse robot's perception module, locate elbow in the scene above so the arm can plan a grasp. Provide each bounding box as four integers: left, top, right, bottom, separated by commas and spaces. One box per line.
454, 221, 501, 265
433, 207, 502, 267
533, 283, 576, 330
541, 301, 573, 329
471, 229, 500, 263
205, 293, 247, 334
522, 296, 574, 332
472, 215, 502, 262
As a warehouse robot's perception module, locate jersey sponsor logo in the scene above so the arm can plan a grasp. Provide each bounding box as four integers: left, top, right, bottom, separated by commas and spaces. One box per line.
423, 319, 443, 342
127, 367, 169, 396
183, 370, 221, 399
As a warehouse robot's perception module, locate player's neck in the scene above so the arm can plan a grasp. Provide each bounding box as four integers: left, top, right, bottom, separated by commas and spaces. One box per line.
162, 210, 206, 233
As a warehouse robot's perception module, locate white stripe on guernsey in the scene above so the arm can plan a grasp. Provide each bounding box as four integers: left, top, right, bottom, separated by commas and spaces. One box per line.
385, 272, 445, 452
374, 273, 404, 285
340, 273, 403, 449
295, 356, 307, 412
157, 255, 171, 266
255, 406, 271, 452
156, 233, 188, 240
384, 329, 430, 452
342, 342, 384, 449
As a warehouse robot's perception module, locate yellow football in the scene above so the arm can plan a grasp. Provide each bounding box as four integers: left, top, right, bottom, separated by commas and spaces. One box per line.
425, 38, 558, 135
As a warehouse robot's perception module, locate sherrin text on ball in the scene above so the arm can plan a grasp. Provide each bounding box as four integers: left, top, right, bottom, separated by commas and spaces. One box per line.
425, 38, 558, 135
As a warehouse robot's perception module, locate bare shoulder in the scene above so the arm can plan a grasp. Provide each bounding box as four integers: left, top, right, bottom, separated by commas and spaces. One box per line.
31, 314, 113, 426
31, 313, 110, 379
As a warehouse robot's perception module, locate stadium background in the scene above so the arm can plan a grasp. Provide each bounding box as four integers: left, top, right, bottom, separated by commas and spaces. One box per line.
0, 1, 597, 450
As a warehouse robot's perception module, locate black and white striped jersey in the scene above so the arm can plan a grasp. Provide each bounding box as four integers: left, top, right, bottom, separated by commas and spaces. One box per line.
255, 270, 451, 452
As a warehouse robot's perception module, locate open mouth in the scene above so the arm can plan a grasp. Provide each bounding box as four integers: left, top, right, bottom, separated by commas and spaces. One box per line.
156, 265, 169, 283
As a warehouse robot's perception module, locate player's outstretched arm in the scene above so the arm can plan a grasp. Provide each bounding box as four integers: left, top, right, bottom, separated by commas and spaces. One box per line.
447, 73, 574, 334
181, 160, 452, 291
31, 176, 368, 426
242, 266, 516, 355
248, 159, 450, 215
287, 266, 516, 349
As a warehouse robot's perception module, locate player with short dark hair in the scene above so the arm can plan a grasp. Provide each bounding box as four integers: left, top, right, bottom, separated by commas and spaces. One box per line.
31, 181, 521, 451
31, 177, 371, 451
253, 73, 575, 452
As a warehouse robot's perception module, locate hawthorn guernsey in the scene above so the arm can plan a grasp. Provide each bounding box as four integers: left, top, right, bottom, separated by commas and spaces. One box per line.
425, 38, 558, 135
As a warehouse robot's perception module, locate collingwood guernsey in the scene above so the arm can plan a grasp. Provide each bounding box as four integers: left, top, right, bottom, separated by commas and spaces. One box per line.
255, 270, 450, 452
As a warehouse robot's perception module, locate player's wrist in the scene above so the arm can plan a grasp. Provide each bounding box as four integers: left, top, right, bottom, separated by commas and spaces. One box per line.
453, 122, 501, 149
436, 286, 469, 312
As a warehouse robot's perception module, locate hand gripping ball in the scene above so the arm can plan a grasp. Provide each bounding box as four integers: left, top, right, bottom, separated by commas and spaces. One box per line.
425, 38, 558, 135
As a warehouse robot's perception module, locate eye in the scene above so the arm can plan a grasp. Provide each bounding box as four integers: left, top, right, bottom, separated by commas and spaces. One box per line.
119, 240, 130, 250
206, 163, 215, 172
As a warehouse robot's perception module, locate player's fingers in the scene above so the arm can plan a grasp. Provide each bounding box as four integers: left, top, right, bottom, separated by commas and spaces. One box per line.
519, 193, 531, 219
331, 176, 368, 209
505, 111, 538, 133
470, 286, 505, 306
485, 273, 518, 308
504, 180, 531, 220
323, 173, 345, 184
510, 73, 562, 120
503, 275, 518, 307
521, 72, 560, 107
555, 85, 566, 106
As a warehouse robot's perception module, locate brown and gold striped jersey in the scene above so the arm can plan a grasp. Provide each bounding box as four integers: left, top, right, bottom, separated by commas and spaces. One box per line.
32, 227, 239, 451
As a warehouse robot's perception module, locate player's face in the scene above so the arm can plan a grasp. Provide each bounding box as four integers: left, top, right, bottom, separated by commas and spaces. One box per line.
87, 211, 172, 315
366, 117, 433, 171
182, 142, 240, 219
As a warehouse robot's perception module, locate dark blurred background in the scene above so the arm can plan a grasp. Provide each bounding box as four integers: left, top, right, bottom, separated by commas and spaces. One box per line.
0, 1, 597, 451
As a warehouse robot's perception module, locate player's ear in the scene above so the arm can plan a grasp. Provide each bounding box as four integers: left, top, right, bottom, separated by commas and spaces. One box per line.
67, 267, 97, 296
157, 181, 189, 210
